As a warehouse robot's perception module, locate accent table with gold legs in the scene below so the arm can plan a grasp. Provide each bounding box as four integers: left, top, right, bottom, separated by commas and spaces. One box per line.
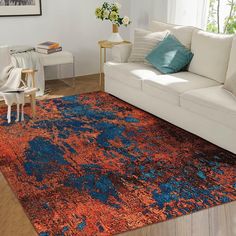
98, 40, 131, 91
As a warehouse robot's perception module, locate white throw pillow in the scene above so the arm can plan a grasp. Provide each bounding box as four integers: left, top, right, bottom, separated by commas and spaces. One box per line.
189, 30, 233, 83
128, 29, 169, 63
149, 21, 196, 49
224, 36, 236, 97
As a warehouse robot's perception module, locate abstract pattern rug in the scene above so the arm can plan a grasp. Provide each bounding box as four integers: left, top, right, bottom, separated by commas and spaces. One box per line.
0, 92, 235, 236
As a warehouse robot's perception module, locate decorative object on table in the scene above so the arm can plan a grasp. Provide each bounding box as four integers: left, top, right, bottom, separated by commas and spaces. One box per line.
37, 41, 60, 49
98, 40, 131, 90
36, 41, 62, 54
0, 0, 42, 17
36, 47, 62, 55
0, 92, 235, 235
95, 2, 131, 43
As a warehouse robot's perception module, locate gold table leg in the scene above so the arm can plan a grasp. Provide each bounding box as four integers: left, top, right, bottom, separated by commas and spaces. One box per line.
99, 46, 103, 91
104, 48, 107, 63
99, 46, 108, 92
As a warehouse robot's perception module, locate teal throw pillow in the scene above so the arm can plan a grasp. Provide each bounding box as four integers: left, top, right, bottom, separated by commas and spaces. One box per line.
146, 35, 194, 74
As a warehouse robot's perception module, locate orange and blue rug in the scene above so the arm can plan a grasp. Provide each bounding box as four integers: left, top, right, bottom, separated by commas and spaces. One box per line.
0, 92, 235, 236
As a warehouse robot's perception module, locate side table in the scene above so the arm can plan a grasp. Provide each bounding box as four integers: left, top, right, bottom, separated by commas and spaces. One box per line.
39, 51, 76, 87
98, 40, 131, 90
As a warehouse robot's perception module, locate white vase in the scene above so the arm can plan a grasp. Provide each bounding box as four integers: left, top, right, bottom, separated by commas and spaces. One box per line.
108, 24, 124, 43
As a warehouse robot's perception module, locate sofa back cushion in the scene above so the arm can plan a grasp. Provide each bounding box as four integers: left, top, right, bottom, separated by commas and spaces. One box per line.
128, 29, 169, 63
189, 30, 233, 83
149, 21, 196, 49
224, 36, 236, 96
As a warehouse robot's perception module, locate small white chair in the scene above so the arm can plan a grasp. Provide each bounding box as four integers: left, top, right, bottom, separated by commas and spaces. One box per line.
0, 46, 37, 120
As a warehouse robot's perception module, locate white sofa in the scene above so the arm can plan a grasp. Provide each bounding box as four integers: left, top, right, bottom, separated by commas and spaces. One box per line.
104, 21, 236, 154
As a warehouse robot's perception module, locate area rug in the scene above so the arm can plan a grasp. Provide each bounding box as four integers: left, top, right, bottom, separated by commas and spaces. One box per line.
0, 92, 235, 236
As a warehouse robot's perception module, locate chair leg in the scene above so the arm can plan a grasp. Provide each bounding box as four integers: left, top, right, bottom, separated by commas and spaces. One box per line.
30, 93, 36, 119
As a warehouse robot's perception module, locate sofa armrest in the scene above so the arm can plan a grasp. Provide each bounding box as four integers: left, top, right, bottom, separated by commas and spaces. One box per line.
112, 43, 132, 63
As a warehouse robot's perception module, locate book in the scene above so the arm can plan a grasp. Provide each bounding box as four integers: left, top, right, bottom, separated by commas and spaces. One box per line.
36, 47, 62, 54
37, 41, 60, 50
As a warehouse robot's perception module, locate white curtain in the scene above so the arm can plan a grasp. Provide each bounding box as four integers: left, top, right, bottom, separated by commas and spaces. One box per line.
167, 0, 209, 29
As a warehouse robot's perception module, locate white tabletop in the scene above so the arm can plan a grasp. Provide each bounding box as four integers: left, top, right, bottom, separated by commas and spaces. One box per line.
39, 51, 74, 67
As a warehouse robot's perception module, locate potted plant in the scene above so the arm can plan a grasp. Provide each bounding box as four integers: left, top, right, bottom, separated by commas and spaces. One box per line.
95, 2, 131, 42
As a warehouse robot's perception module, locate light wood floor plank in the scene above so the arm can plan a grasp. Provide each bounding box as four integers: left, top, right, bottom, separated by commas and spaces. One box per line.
209, 205, 228, 236
191, 209, 210, 236
0, 174, 37, 236
175, 214, 192, 236
225, 202, 236, 236
119, 219, 176, 236
149, 219, 176, 236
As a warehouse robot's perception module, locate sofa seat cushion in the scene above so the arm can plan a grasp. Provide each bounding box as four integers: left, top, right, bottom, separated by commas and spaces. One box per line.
143, 72, 219, 106
180, 86, 236, 130
104, 62, 162, 89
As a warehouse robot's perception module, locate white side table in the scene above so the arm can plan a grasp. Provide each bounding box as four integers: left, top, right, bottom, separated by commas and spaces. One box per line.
39, 51, 76, 87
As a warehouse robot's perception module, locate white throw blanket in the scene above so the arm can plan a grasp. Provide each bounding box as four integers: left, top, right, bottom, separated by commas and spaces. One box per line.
0, 65, 24, 123
11, 46, 45, 96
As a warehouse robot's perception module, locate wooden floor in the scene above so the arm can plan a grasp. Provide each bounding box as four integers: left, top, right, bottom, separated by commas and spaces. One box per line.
0, 76, 235, 236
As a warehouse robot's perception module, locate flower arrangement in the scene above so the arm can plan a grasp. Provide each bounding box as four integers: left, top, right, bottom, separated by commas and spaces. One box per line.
95, 2, 131, 27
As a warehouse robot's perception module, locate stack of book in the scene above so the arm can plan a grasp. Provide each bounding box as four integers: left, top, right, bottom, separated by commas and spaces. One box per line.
36, 41, 62, 54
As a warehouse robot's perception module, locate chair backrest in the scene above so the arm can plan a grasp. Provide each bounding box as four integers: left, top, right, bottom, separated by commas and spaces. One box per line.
0, 46, 11, 74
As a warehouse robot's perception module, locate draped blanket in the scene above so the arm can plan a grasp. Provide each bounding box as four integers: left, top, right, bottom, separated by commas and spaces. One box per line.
10, 46, 45, 96
0, 65, 22, 90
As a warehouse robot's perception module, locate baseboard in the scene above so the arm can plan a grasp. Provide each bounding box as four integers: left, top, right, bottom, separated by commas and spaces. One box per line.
75, 73, 99, 80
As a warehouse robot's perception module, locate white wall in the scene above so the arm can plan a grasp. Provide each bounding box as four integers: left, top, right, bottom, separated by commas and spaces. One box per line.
129, 0, 151, 41
129, 0, 168, 41
0, 0, 130, 76
152, 0, 168, 23
0, 0, 167, 76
